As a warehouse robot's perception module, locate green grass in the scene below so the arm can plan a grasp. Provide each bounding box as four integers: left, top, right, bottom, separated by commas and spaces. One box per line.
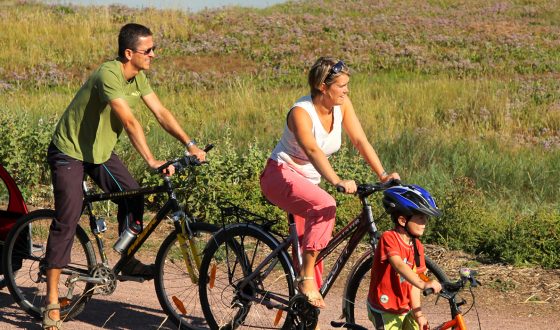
0, 0, 559, 268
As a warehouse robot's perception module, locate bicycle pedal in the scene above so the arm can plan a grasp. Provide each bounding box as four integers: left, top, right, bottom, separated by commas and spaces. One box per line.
116, 274, 148, 283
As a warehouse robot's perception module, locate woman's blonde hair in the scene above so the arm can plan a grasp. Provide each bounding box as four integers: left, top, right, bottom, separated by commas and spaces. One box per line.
308, 57, 350, 97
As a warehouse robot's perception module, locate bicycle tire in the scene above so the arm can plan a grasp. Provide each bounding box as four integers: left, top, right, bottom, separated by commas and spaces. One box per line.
342, 248, 449, 327
198, 223, 296, 330
1, 209, 97, 320
154, 221, 218, 329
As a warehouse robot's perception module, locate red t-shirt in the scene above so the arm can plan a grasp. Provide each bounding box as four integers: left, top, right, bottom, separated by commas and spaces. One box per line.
367, 230, 427, 314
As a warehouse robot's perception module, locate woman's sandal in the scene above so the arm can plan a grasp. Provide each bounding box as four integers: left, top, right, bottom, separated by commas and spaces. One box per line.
42, 303, 62, 330
296, 276, 325, 309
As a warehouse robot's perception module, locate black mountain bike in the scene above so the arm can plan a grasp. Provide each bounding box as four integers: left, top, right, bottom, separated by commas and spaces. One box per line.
2, 146, 216, 329
197, 180, 449, 329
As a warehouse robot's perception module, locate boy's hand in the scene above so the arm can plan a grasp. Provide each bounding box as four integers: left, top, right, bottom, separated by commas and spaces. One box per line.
415, 315, 429, 330
424, 279, 442, 294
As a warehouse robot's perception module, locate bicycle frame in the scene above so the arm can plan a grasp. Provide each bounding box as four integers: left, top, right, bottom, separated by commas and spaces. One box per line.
233, 184, 387, 310
71, 174, 201, 284
437, 314, 467, 330
315, 193, 382, 297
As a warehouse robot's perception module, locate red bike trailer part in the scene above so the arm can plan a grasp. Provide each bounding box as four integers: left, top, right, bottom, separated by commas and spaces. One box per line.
0, 164, 29, 255
1, 164, 30, 283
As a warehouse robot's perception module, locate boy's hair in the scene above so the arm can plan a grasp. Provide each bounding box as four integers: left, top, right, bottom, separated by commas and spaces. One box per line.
118, 23, 153, 58
389, 212, 412, 226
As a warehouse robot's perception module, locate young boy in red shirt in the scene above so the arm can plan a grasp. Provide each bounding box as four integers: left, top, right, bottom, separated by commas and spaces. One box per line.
367, 185, 443, 330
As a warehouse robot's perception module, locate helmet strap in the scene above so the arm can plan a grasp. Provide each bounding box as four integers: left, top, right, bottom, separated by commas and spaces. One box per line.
402, 217, 422, 268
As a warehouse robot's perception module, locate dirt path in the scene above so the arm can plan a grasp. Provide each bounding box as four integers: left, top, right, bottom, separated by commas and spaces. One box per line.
0, 278, 557, 329
1, 245, 559, 329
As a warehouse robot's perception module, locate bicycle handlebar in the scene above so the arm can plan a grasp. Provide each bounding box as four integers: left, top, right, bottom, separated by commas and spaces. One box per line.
336, 178, 402, 196
423, 267, 480, 297
156, 144, 214, 174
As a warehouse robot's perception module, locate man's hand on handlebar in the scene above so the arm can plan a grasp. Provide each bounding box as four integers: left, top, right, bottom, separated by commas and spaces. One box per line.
187, 145, 206, 162
150, 160, 176, 176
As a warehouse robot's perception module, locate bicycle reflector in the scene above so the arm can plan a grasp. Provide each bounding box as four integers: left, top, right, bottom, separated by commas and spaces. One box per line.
274, 309, 283, 326
210, 264, 217, 289
418, 272, 430, 282
172, 296, 187, 315
59, 297, 72, 308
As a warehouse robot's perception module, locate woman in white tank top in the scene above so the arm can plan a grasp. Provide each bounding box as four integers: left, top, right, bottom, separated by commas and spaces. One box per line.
260, 57, 400, 312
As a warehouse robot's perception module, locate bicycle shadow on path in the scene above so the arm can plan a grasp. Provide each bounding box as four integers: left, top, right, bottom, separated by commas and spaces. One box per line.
0, 284, 179, 330
73, 298, 176, 329
1, 289, 39, 329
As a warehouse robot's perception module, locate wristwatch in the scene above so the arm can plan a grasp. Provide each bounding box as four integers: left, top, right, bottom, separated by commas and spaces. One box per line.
185, 140, 197, 148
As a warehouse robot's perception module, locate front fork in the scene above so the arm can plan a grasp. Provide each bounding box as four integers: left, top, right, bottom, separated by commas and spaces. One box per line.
171, 210, 201, 284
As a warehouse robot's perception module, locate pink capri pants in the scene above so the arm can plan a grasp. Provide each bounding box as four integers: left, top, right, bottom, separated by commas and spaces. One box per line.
260, 159, 336, 286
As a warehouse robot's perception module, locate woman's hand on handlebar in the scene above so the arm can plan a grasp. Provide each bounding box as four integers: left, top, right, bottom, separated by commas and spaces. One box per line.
380, 171, 400, 183
335, 179, 357, 194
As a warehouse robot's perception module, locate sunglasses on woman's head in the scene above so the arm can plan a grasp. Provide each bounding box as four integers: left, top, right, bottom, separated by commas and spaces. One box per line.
325, 60, 345, 81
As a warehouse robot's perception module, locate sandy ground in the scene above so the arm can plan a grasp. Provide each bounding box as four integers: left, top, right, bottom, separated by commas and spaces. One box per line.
1, 244, 559, 329
1, 273, 558, 329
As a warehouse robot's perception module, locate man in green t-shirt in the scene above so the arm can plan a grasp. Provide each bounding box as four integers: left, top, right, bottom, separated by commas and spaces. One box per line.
42, 23, 205, 330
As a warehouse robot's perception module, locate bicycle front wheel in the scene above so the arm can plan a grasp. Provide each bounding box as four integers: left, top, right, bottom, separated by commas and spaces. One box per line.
1, 209, 97, 319
154, 221, 218, 329
342, 249, 449, 327
198, 223, 295, 330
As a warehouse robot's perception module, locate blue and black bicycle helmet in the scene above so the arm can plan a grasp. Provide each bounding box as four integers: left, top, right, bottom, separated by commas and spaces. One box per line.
382, 185, 441, 218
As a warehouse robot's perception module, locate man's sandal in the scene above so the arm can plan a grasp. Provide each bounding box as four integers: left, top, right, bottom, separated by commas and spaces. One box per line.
42, 303, 62, 330
296, 276, 325, 309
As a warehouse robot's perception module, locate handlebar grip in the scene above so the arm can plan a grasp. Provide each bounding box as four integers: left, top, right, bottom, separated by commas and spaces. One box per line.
203, 144, 214, 152
423, 288, 434, 296
391, 178, 402, 186
336, 185, 346, 193
156, 160, 175, 173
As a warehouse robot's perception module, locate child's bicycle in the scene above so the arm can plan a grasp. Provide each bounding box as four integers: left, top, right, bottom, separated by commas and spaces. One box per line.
422, 267, 481, 330
1, 145, 216, 329
332, 268, 481, 330
197, 180, 449, 329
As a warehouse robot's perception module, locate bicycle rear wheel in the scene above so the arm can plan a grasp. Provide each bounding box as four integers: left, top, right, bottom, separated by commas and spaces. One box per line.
198, 223, 295, 329
154, 221, 218, 329
1, 209, 96, 319
342, 249, 449, 328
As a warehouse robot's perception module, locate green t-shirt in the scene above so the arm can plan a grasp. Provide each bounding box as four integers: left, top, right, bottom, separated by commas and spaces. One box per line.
52, 60, 153, 164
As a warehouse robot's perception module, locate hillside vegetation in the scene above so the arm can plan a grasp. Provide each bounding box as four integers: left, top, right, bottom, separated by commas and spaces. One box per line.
0, 0, 558, 268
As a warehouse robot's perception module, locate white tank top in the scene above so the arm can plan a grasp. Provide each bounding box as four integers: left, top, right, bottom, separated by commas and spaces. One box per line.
270, 95, 342, 184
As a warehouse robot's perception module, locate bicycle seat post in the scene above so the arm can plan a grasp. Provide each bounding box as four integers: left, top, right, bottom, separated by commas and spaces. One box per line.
82, 176, 110, 265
